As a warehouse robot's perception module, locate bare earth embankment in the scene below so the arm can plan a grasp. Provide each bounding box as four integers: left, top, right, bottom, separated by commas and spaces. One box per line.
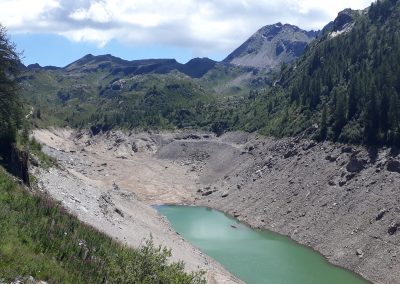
31, 129, 241, 284
33, 129, 400, 284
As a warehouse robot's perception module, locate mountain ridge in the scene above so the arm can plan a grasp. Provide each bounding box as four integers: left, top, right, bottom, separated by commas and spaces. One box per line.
25, 54, 218, 79
23, 22, 316, 78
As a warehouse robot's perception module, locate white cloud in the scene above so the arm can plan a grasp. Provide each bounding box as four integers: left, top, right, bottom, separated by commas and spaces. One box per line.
69, 2, 112, 23
0, 0, 373, 55
0, 0, 60, 28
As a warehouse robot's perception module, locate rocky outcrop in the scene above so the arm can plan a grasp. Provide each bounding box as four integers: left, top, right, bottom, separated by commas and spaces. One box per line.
9, 144, 30, 186
346, 157, 367, 173
387, 159, 400, 173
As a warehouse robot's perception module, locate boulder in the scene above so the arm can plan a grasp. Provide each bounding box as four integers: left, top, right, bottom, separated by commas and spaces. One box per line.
221, 191, 229, 198
202, 190, 213, 196
302, 142, 316, 151
341, 146, 353, 153
356, 249, 364, 258
30, 155, 40, 167
388, 222, 399, 235
339, 179, 347, 187
9, 144, 30, 186
284, 150, 298, 159
376, 209, 388, 221
114, 208, 124, 217
387, 160, 400, 173
346, 158, 367, 173
131, 142, 138, 153
325, 155, 338, 162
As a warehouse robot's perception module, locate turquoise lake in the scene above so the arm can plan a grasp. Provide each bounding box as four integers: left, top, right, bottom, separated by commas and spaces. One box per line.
157, 205, 369, 284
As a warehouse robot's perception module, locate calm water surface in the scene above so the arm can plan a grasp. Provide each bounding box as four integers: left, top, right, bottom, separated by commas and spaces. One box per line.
157, 205, 368, 284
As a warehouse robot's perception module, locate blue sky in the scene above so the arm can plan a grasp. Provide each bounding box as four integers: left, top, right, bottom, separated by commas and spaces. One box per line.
1, 0, 373, 67
11, 33, 215, 67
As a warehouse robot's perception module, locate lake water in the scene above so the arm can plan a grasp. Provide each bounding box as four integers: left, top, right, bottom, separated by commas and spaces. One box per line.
157, 205, 369, 284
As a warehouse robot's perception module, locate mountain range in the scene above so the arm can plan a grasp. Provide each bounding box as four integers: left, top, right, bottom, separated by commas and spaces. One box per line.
19, 0, 400, 146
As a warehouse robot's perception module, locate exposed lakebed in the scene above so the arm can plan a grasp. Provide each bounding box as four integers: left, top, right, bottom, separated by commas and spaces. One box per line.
157, 205, 368, 284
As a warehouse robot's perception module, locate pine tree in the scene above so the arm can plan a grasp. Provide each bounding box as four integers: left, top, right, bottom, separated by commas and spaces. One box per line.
0, 25, 22, 155
364, 89, 379, 144
319, 105, 328, 140
347, 79, 358, 120
333, 90, 346, 140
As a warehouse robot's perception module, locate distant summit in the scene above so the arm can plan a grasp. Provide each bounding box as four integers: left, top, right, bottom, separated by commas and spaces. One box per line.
224, 23, 317, 70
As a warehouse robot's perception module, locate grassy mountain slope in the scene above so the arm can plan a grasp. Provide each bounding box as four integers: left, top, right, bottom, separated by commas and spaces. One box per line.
0, 167, 205, 283
20, 65, 219, 130
20, 55, 272, 132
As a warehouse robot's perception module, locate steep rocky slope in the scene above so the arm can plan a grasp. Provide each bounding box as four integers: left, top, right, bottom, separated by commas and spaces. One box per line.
34, 129, 399, 284
156, 132, 400, 284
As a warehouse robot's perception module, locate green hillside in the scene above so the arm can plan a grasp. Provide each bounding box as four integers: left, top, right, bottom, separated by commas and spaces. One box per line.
236, 0, 400, 146
0, 167, 205, 284
21, 68, 218, 130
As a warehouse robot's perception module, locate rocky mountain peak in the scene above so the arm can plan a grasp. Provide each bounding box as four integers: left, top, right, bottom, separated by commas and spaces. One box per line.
322, 8, 362, 38
224, 23, 317, 70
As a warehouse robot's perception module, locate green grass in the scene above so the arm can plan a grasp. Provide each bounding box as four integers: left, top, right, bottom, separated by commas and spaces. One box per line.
0, 167, 205, 283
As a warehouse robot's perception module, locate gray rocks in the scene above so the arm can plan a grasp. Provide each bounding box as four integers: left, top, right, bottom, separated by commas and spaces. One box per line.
388, 222, 399, 235
356, 249, 364, 258
10, 276, 48, 284
376, 209, 388, 221
202, 190, 213, 196
284, 150, 298, 159
302, 142, 316, 151
114, 208, 124, 217
346, 158, 367, 173
325, 155, 338, 162
30, 156, 40, 167
221, 191, 229, 198
131, 142, 138, 153
341, 146, 353, 153
386, 160, 400, 173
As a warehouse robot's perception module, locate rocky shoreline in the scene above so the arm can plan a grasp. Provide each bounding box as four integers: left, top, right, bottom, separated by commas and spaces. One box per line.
33, 129, 400, 284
